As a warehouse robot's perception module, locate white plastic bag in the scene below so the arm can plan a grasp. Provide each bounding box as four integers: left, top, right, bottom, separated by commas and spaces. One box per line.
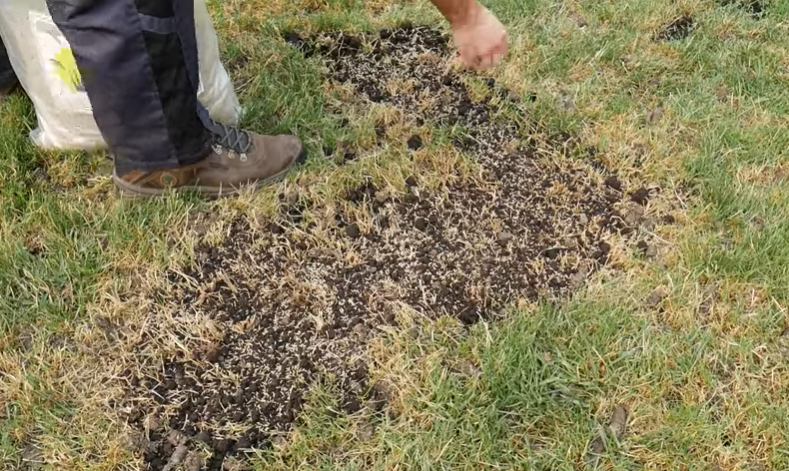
0, 0, 241, 151
193, 0, 242, 127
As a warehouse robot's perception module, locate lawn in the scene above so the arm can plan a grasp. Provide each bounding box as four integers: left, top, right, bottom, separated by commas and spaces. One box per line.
2, 0, 789, 470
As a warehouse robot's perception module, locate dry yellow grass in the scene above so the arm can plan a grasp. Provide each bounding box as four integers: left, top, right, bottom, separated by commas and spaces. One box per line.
3, 0, 789, 469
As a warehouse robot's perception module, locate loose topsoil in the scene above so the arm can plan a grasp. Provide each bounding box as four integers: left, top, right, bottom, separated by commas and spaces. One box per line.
123, 26, 659, 470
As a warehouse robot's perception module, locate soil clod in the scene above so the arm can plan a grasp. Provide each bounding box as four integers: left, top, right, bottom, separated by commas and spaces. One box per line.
656, 16, 696, 41
720, 0, 766, 18
585, 405, 630, 468
630, 187, 651, 205
407, 134, 424, 151
346, 223, 362, 239
604, 176, 623, 192
283, 32, 314, 57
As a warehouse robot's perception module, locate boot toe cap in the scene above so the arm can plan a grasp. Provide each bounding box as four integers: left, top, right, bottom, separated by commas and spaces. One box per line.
278, 135, 307, 165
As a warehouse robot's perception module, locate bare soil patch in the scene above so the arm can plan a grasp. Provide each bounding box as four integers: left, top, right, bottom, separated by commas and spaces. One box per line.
720, 0, 766, 18
122, 26, 660, 470
656, 16, 696, 42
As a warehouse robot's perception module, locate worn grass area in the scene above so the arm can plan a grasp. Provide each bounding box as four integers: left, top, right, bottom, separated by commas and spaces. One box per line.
2, 0, 789, 469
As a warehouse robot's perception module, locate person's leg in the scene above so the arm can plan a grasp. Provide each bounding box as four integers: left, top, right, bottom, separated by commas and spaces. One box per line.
46, 0, 305, 197
46, 0, 211, 176
0, 38, 18, 98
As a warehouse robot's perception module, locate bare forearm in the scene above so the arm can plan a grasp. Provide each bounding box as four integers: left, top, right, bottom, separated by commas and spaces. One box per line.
429, 0, 478, 26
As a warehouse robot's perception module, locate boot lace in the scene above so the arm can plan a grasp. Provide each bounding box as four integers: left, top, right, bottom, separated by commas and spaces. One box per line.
211, 124, 253, 161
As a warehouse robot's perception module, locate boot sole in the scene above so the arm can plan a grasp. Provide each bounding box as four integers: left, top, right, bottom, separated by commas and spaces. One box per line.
113, 147, 308, 199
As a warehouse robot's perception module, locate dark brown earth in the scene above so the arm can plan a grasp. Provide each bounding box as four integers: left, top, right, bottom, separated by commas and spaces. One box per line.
123, 26, 661, 470
720, 0, 766, 18
656, 16, 696, 41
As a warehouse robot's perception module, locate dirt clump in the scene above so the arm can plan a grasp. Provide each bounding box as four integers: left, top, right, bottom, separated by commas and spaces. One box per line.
123, 26, 645, 470
656, 16, 696, 41
720, 0, 766, 18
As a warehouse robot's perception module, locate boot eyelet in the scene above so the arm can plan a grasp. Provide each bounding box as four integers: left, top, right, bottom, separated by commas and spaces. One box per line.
240, 154, 248, 162
227, 151, 237, 159
212, 144, 224, 155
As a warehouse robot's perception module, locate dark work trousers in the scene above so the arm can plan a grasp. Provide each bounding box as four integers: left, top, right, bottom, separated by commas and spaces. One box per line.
0, 39, 15, 92
45, 0, 214, 175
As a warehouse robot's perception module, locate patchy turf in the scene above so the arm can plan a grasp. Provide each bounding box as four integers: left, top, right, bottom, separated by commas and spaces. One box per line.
119, 27, 663, 469
4, 0, 789, 470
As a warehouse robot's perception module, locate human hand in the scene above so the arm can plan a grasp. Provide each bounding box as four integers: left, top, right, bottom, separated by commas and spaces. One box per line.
451, 5, 508, 70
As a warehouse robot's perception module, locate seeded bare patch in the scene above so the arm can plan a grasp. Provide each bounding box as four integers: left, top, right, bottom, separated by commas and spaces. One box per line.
120, 27, 665, 470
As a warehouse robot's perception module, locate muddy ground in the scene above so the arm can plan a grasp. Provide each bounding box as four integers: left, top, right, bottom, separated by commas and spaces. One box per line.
121, 26, 667, 470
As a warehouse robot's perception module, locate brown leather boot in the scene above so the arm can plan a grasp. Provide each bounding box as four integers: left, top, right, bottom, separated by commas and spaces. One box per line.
113, 125, 306, 198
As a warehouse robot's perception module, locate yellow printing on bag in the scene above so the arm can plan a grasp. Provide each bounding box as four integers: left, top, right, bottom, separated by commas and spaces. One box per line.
52, 47, 83, 93
0, 0, 239, 150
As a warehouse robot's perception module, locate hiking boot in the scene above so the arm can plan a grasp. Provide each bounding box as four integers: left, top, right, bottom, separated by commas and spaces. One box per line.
113, 125, 306, 198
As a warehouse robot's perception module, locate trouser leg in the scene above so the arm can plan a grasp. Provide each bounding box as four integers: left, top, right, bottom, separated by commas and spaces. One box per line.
0, 38, 17, 92
46, 0, 212, 175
